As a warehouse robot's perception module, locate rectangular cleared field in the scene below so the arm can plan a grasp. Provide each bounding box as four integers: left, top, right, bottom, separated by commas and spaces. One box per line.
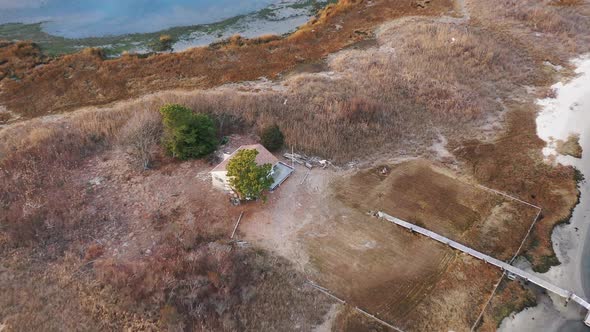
304, 209, 503, 331
301, 159, 538, 330
332, 159, 540, 260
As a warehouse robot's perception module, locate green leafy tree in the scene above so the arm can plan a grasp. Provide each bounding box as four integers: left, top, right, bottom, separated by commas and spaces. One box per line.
160, 104, 218, 159
227, 149, 273, 200
260, 124, 284, 152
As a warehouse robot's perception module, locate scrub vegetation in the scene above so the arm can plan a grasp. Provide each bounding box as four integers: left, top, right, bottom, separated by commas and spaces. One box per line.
1, 0, 589, 331
118, 109, 162, 169
0, 105, 332, 330
260, 125, 285, 152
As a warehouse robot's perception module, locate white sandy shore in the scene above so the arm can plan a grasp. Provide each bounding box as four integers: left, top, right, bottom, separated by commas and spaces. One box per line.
500, 55, 590, 331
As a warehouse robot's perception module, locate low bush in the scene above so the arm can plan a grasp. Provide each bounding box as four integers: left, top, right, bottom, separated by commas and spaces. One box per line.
118, 110, 162, 169
260, 124, 284, 151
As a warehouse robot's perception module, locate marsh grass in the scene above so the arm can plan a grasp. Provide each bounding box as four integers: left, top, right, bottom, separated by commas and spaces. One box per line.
1, 1, 589, 329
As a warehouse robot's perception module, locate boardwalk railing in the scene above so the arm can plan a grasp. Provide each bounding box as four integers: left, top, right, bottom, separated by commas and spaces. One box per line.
377, 211, 590, 327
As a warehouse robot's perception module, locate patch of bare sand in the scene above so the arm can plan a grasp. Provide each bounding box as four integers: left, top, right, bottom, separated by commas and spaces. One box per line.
239, 166, 335, 271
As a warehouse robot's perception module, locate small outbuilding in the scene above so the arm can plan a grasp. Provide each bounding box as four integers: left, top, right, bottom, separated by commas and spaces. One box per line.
210, 144, 294, 192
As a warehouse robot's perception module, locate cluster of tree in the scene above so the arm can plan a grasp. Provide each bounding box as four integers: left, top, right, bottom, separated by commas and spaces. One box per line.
120, 103, 285, 201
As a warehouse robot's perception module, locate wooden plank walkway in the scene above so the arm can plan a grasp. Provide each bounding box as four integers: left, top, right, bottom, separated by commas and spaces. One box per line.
377, 212, 590, 320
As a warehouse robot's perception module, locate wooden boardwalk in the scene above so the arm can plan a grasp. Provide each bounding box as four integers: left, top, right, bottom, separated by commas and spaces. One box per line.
377, 212, 590, 326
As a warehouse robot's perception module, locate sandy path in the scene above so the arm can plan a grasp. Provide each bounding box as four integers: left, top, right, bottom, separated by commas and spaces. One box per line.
239, 165, 336, 271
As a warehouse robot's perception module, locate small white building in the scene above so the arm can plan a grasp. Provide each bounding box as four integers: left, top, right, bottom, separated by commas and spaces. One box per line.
210, 144, 294, 192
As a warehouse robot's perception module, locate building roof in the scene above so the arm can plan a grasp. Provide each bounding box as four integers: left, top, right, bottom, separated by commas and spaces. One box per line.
270, 162, 294, 191
210, 144, 279, 173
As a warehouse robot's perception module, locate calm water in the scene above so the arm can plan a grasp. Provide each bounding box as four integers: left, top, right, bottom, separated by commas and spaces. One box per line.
0, 0, 281, 38
0, 0, 327, 55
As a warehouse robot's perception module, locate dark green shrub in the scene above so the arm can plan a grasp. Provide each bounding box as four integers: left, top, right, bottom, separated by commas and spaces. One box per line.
160, 104, 218, 159
260, 125, 284, 152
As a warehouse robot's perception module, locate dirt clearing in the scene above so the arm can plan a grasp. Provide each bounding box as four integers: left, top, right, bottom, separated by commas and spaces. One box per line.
304, 208, 501, 331
242, 158, 536, 331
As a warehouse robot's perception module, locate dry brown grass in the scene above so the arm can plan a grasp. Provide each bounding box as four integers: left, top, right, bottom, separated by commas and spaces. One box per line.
0, 0, 583, 262
333, 160, 540, 259
470, 0, 590, 61
0, 107, 333, 330
117, 109, 163, 169
373, 21, 539, 109
556, 133, 583, 158
0, 0, 454, 118
0, 40, 46, 81
273, 163, 506, 331
4, 0, 585, 126
1, 1, 585, 165
0, 2, 570, 165
551, 0, 584, 5
52, 20, 527, 165
1, 0, 588, 329
93, 239, 331, 331
505, 0, 589, 36
333, 306, 392, 332
454, 103, 580, 269
114, 19, 542, 161
0, 107, 132, 246
477, 279, 536, 331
